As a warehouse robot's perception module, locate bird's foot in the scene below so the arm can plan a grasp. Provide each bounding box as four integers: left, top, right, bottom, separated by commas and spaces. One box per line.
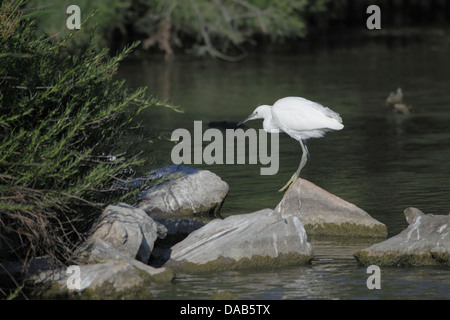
278, 172, 299, 193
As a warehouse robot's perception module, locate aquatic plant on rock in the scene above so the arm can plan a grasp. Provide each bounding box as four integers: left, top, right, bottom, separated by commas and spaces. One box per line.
354, 207, 450, 266
275, 179, 387, 238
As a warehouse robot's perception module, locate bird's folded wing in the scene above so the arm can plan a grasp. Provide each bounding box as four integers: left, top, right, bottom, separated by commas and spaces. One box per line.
272, 99, 343, 133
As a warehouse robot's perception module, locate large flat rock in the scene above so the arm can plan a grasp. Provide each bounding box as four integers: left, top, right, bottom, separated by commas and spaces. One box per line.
166, 209, 314, 273
275, 179, 387, 238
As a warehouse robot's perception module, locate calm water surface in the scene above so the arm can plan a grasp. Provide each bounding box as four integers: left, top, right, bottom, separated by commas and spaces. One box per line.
118, 40, 450, 299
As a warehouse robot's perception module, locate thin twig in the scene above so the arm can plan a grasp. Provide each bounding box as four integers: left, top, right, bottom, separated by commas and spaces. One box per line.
11, 86, 54, 90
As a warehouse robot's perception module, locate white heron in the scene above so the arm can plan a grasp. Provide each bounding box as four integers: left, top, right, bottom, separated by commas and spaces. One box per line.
238, 96, 344, 192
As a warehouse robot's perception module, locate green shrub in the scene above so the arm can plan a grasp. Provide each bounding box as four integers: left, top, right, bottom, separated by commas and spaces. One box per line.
0, 1, 174, 271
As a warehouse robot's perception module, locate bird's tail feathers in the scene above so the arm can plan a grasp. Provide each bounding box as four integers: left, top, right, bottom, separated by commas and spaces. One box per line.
324, 107, 343, 123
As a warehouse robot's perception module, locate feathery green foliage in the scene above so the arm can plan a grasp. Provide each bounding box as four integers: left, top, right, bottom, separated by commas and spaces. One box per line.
0, 1, 174, 273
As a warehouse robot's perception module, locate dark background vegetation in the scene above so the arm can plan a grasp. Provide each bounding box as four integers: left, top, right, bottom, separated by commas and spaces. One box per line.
26, 0, 450, 59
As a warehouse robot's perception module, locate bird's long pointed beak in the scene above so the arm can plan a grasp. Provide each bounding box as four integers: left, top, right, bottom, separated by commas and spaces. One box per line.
237, 112, 256, 126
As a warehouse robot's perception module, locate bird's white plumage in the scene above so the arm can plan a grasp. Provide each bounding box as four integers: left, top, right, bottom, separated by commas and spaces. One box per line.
271, 97, 343, 140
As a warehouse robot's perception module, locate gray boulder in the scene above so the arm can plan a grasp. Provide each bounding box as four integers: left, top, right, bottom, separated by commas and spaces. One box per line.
31, 259, 173, 299
275, 179, 387, 238
354, 207, 450, 266
7, 203, 174, 299
166, 209, 314, 273
79, 203, 158, 263
6, 240, 174, 299
138, 165, 229, 218
31, 237, 174, 299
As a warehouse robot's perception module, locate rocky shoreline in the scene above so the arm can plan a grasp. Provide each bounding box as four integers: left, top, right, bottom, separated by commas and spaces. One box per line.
2, 164, 449, 299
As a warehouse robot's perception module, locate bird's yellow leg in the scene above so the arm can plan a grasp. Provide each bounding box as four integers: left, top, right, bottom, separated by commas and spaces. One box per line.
278, 171, 299, 192
278, 140, 308, 193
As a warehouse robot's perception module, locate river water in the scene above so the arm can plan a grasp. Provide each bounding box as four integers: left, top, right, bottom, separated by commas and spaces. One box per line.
118, 38, 450, 299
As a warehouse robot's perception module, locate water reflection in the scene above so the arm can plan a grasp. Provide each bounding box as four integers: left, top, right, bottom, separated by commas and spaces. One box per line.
152, 256, 450, 300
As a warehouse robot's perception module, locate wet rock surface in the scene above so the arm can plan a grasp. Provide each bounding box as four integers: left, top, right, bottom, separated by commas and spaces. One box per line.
354, 207, 450, 266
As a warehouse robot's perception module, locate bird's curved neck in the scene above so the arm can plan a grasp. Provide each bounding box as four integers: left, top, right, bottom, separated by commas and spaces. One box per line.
262, 111, 279, 132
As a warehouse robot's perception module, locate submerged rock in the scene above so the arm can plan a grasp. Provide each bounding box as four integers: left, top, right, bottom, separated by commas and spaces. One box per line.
166, 209, 314, 273
138, 165, 229, 218
354, 207, 450, 266
275, 179, 387, 238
